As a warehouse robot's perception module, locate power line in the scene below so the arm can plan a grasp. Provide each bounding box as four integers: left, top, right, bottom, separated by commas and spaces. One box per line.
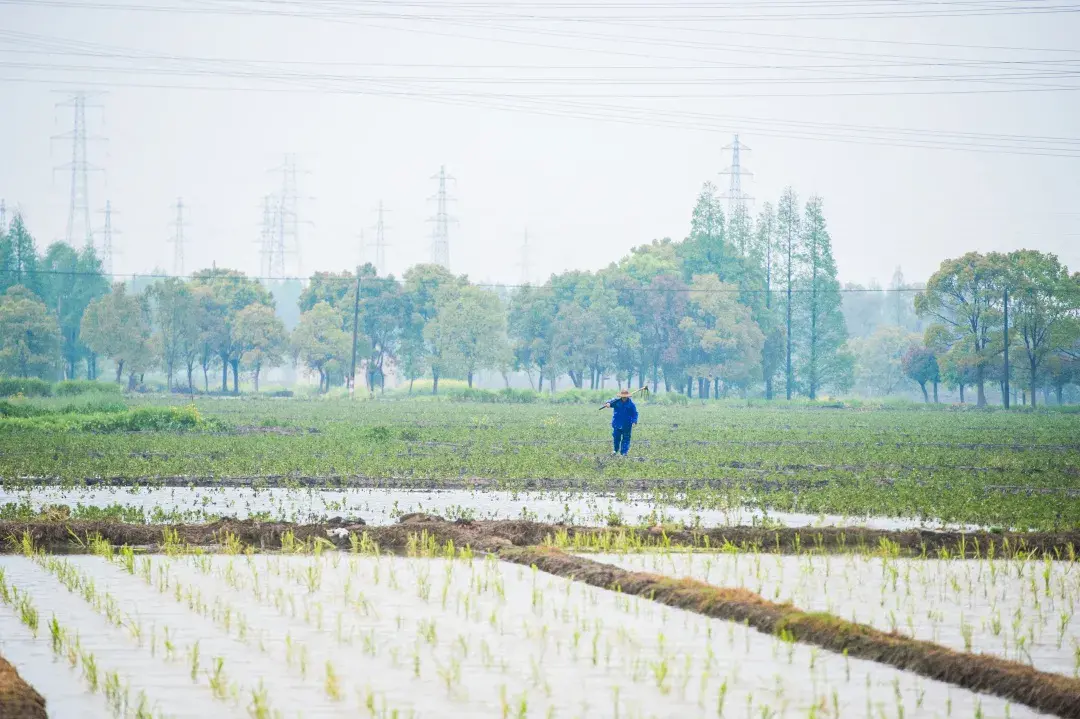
0, 265, 935, 294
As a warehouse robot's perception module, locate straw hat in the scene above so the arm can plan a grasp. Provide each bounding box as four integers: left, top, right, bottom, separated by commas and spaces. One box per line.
618, 389, 631, 398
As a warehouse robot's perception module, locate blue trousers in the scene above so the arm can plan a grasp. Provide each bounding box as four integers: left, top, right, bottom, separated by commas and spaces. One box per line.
613, 425, 632, 455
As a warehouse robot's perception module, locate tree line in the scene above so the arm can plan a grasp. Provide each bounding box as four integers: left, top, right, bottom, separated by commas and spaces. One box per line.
1, 186, 1077, 403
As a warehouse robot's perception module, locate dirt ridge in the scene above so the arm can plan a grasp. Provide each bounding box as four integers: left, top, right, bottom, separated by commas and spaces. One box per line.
0, 656, 46, 719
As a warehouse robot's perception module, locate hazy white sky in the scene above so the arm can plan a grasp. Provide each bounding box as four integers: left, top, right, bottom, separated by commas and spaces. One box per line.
0, 0, 1077, 289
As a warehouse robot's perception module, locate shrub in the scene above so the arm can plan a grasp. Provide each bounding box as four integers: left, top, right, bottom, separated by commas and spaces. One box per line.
0, 378, 52, 398
54, 380, 123, 397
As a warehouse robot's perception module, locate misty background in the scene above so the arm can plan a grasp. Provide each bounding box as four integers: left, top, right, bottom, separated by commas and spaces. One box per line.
0, 0, 1078, 290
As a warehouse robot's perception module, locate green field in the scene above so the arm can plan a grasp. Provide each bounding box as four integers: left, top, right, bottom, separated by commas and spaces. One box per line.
2, 395, 1078, 531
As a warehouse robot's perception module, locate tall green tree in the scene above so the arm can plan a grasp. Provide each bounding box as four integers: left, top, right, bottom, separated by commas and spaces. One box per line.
750, 202, 783, 399
507, 286, 556, 391
0, 213, 43, 299
0, 285, 60, 378
146, 277, 198, 391
81, 283, 155, 387
776, 187, 800, 399
915, 252, 1006, 406
423, 284, 506, 389
39, 242, 109, 379
794, 197, 852, 398
292, 301, 352, 393
851, 325, 919, 397
1002, 250, 1080, 408
190, 268, 273, 393
902, 345, 941, 403
235, 304, 288, 392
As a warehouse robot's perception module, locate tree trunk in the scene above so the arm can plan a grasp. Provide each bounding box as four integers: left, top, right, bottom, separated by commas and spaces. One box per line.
127, 372, 137, 391
537, 368, 544, 392
254, 366, 261, 393
221, 354, 229, 393
187, 363, 195, 392
959, 384, 965, 403
715, 377, 721, 399
1056, 385, 1064, 405
409, 377, 415, 394
933, 380, 939, 403
919, 381, 928, 403
1029, 357, 1038, 409
765, 376, 773, 401
975, 365, 986, 407
231, 359, 239, 394
432, 372, 440, 395
467, 371, 473, 389
166, 359, 174, 391
202, 366, 209, 393
115, 360, 124, 384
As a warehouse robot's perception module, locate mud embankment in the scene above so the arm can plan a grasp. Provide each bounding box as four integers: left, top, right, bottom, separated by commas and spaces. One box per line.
1, 515, 1078, 558
0, 656, 46, 719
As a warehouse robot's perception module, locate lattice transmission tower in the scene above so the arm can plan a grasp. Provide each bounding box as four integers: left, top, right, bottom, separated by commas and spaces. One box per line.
428, 165, 456, 269
169, 198, 187, 276
266, 154, 308, 279
54, 92, 105, 249
96, 200, 118, 275
719, 134, 754, 216
372, 201, 389, 275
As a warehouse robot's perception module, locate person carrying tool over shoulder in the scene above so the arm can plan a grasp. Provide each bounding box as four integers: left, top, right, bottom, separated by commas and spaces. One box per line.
602, 389, 639, 456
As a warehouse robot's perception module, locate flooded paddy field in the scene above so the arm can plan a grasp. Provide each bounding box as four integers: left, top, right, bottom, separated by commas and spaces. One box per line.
0, 544, 1067, 719
2, 398, 1079, 716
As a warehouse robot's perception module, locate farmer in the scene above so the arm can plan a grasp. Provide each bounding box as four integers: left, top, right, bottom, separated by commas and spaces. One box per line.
603, 389, 639, 456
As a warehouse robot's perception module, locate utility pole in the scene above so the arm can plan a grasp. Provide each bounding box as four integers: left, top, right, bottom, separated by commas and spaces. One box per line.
169, 198, 187, 276
428, 165, 455, 269
54, 92, 105, 249
785, 229, 793, 401
1003, 287, 1010, 409
349, 266, 362, 398
719, 134, 754, 217
97, 200, 117, 276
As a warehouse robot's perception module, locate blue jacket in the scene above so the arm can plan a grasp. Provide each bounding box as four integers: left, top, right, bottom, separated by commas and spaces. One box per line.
608, 397, 638, 429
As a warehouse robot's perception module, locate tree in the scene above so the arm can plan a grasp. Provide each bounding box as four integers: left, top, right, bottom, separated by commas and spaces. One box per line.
776, 187, 800, 399
915, 252, 1006, 407
685, 274, 765, 397
508, 286, 556, 390
235, 304, 288, 392
0, 214, 43, 299
752, 202, 784, 399
902, 345, 940, 403
0, 285, 60, 378
146, 278, 198, 391
1003, 250, 1080, 408
292, 302, 352, 392
423, 284, 505, 389
852, 325, 919, 397
81, 283, 155, 385
190, 268, 273, 393
37, 242, 109, 379
794, 197, 851, 398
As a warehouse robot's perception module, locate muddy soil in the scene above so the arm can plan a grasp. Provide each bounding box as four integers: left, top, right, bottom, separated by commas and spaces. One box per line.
0, 656, 46, 719
1, 515, 1078, 558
